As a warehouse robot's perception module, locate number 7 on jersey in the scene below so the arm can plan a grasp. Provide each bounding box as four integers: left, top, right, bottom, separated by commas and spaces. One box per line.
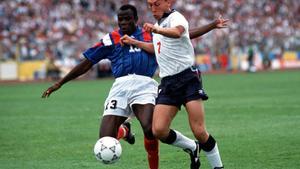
157, 41, 161, 54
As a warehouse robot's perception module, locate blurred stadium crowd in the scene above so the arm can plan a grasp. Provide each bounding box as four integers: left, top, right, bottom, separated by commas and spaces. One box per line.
0, 0, 299, 76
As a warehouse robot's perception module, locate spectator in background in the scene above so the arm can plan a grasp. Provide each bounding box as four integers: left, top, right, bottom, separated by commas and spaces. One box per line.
247, 46, 256, 72
45, 56, 60, 81
0, 0, 299, 72
44, 47, 60, 80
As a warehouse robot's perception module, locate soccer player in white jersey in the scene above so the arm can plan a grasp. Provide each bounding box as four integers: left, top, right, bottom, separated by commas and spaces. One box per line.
121, 0, 228, 169
146, 0, 225, 168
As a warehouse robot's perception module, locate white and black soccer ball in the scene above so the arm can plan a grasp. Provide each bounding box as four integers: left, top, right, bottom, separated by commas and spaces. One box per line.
94, 136, 122, 164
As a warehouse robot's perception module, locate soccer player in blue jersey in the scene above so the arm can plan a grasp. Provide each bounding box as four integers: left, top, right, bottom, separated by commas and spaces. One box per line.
42, 4, 159, 168
42, 4, 227, 169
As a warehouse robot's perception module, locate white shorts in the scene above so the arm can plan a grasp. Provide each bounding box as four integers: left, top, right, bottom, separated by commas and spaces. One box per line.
103, 74, 158, 117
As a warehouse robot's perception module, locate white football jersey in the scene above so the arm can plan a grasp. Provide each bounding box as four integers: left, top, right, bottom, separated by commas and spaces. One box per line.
153, 10, 195, 78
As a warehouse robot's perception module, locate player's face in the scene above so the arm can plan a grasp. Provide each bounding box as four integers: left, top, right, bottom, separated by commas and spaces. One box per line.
117, 9, 137, 35
147, 0, 171, 20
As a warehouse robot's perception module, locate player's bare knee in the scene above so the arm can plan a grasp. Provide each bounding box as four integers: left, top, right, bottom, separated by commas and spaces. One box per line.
152, 126, 168, 139
192, 127, 208, 142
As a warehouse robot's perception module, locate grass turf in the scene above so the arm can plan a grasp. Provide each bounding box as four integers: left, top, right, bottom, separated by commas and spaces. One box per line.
0, 70, 299, 169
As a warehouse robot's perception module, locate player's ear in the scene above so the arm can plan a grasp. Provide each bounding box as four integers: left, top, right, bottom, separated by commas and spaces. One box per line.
166, 0, 172, 8
134, 15, 138, 22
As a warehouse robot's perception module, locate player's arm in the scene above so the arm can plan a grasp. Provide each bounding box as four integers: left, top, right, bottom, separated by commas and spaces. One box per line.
42, 59, 93, 98
189, 15, 229, 39
144, 23, 184, 38
120, 35, 154, 53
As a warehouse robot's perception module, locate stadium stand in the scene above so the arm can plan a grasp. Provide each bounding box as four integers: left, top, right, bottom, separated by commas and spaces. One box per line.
0, 0, 299, 80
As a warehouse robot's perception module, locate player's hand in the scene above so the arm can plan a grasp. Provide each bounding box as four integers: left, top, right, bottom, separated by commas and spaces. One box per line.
143, 23, 160, 33
214, 15, 229, 29
41, 83, 61, 98
120, 35, 135, 46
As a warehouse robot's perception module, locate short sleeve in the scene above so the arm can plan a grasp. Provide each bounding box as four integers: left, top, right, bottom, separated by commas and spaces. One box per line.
170, 12, 189, 34
82, 33, 113, 64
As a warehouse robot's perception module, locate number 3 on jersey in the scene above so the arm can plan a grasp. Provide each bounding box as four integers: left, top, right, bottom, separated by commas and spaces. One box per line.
157, 41, 161, 54
105, 100, 117, 110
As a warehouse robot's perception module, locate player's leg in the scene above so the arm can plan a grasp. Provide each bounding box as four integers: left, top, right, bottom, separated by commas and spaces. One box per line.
99, 115, 127, 138
118, 116, 135, 144
132, 104, 155, 139
154, 68, 201, 169
132, 104, 158, 169
101, 78, 134, 141
152, 104, 200, 169
152, 104, 177, 141
100, 113, 135, 144
100, 96, 131, 139
185, 100, 223, 169
127, 75, 159, 169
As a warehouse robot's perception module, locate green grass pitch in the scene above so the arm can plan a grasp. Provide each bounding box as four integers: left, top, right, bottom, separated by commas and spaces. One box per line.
0, 70, 299, 169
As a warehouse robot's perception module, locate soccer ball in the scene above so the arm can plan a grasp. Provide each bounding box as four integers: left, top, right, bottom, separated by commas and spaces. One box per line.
94, 137, 122, 164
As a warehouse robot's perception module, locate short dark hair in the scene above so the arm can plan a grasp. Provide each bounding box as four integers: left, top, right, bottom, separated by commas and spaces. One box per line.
119, 4, 138, 21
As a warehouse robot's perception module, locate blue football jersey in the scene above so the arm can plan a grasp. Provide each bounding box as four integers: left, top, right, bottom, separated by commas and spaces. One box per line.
83, 27, 157, 78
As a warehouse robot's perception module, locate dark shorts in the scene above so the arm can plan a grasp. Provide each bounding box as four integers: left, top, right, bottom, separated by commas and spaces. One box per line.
156, 66, 208, 109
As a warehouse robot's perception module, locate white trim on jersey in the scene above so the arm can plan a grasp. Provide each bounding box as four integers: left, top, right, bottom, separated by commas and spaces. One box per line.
102, 33, 112, 46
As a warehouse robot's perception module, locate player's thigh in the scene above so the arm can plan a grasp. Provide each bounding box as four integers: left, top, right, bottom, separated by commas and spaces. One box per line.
185, 100, 206, 133
99, 115, 127, 138
132, 104, 154, 129
132, 104, 155, 138
130, 93, 156, 130
152, 104, 178, 136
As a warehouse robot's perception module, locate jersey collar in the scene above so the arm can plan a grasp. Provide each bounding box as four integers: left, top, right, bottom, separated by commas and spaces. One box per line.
158, 9, 175, 25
